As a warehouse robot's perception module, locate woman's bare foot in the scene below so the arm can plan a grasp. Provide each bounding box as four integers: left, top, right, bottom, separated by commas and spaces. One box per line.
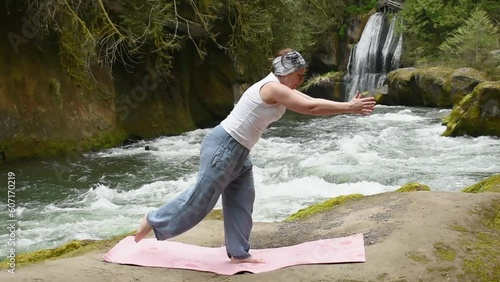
134, 214, 152, 243
230, 256, 265, 264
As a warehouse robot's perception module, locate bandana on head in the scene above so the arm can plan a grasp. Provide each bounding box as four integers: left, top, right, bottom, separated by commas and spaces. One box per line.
272, 50, 307, 76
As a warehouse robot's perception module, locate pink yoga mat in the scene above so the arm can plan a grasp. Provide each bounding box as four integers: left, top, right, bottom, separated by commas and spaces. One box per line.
103, 233, 365, 275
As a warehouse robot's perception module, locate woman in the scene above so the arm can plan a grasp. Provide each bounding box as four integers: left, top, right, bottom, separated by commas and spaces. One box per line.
134, 48, 376, 263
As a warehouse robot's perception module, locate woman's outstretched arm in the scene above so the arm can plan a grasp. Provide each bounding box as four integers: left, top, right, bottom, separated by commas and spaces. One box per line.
261, 83, 375, 116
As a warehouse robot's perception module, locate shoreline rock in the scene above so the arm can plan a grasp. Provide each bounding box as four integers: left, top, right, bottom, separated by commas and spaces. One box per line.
1, 190, 498, 282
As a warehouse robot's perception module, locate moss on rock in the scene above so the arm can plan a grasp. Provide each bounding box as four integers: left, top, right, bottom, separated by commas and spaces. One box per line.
385, 67, 488, 108
0, 129, 128, 162
449, 68, 487, 106
450, 225, 469, 232
462, 174, 500, 193
426, 266, 457, 274
405, 251, 431, 263
416, 67, 454, 107
0, 208, 227, 269
458, 199, 500, 281
433, 242, 456, 261
386, 67, 419, 106
442, 81, 500, 138
284, 194, 364, 221
0, 232, 133, 269
374, 92, 385, 104
441, 113, 452, 126
397, 182, 431, 192
205, 209, 224, 220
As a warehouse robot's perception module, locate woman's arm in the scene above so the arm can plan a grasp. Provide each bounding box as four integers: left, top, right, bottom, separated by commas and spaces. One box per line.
261, 83, 375, 116
293, 89, 314, 100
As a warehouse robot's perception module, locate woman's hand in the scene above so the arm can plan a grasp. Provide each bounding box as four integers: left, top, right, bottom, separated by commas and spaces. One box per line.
349, 91, 376, 116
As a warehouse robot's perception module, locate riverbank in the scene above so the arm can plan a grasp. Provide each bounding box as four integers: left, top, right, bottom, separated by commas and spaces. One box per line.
1, 191, 498, 281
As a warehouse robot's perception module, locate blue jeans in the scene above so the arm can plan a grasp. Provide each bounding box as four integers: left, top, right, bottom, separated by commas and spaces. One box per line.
147, 125, 255, 259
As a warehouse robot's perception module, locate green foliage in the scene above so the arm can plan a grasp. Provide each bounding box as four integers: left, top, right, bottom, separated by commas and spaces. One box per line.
8, 0, 385, 84
24, 0, 184, 85
336, 0, 376, 39
223, 0, 333, 79
399, 0, 500, 79
18, 0, 357, 83
475, 0, 500, 24
345, 0, 377, 17
9, 0, 499, 84
399, 0, 470, 66
439, 8, 499, 78
116, 0, 181, 75
338, 23, 347, 39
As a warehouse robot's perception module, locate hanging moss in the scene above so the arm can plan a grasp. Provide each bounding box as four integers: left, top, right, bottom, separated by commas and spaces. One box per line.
300, 71, 345, 91
10, 0, 335, 84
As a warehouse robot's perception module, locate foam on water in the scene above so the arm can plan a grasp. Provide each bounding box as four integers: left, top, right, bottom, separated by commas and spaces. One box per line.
253, 175, 397, 222
369, 110, 425, 122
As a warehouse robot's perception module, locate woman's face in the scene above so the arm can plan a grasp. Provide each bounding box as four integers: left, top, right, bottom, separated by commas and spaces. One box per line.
281, 68, 305, 90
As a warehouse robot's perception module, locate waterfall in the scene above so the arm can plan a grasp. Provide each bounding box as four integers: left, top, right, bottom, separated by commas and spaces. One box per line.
344, 12, 403, 101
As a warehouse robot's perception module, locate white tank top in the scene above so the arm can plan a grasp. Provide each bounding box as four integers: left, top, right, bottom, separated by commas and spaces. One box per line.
221, 73, 286, 149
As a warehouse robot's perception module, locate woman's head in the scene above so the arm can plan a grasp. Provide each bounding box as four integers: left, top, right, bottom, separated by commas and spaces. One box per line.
272, 49, 307, 89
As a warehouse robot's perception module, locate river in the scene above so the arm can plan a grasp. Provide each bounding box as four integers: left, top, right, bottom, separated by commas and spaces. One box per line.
1, 105, 499, 256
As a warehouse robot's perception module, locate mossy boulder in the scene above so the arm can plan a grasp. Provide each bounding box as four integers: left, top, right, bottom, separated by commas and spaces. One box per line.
462, 174, 500, 193
442, 81, 500, 137
283, 194, 364, 221
384, 67, 419, 106
396, 182, 431, 192
383, 67, 487, 108
415, 67, 454, 107
449, 68, 488, 105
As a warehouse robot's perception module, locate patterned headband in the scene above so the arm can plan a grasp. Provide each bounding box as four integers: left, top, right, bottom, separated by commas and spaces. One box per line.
272, 51, 307, 76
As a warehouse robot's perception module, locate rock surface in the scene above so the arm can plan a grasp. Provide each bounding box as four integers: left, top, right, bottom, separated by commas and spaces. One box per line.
2, 191, 498, 282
